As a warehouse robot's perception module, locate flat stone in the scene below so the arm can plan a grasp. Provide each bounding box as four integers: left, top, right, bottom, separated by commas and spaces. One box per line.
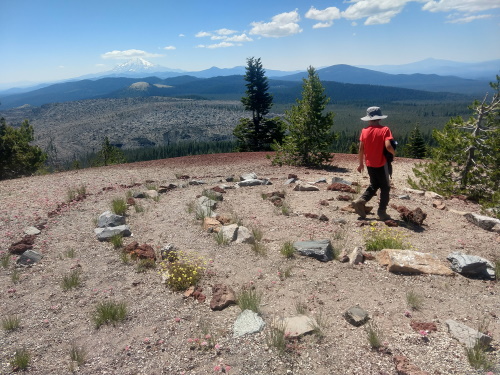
274, 315, 318, 338
378, 249, 454, 276
240, 172, 258, 181
425, 191, 443, 199
24, 226, 41, 235
331, 177, 352, 185
446, 319, 493, 349
233, 310, 265, 337
210, 284, 236, 311
97, 211, 126, 228
294, 239, 334, 262
94, 225, 131, 241
344, 306, 369, 326
16, 250, 43, 266
203, 217, 221, 232
294, 183, 319, 191
465, 212, 500, 231
404, 188, 425, 196
238, 179, 271, 187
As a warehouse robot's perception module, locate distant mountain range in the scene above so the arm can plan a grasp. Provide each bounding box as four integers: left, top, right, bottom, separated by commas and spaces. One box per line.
0, 58, 497, 109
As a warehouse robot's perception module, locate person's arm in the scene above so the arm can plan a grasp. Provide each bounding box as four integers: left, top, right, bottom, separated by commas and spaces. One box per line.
385, 139, 395, 155
357, 141, 365, 172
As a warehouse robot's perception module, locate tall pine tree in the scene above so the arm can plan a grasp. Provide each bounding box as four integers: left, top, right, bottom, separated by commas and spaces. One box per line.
233, 57, 284, 151
405, 124, 427, 159
273, 66, 337, 167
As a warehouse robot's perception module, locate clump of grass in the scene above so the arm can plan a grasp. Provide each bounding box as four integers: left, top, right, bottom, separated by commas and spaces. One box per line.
202, 189, 221, 201
11, 348, 30, 371
11, 269, 20, 284
92, 300, 127, 329
280, 241, 295, 258
294, 300, 308, 315
466, 341, 494, 371
66, 185, 87, 202
62, 269, 82, 291
364, 222, 409, 251
310, 309, 327, 340
120, 251, 130, 264
69, 342, 86, 366
136, 259, 156, 273
494, 259, 500, 281
267, 320, 287, 355
365, 321, 383, 349
237, 287, 261, 313
65, 248, 76, 258
111, 197, 127, 216
406, 290, 424, 311
134, 202, 145, 213
159, 251, 205, 291
280, 201, 291, 216
251, 242, 267, 257
1, 252, 10, 268
2, 315, 20, 331
213, 231, 229, 246
110, 234, 123, 249
278, 265, 293, 280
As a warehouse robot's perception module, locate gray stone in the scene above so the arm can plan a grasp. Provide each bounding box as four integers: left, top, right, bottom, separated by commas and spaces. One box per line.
445, 319, 493, 349
234, 226, 255, 244
145, 190, 159, 198
132, 192, 146, 198
398, 194, 411, 200
465, 212, 500, 231
274, 315, 318, 338
314, 178, 328, 184
202, 190, 223, 201
349, 246, 364, 265
16, 250, 43, 266
240, 172, 258, 181
425, 191, 443, 199
332, 177, 352, 185
344, 306, 370, 326
447, 252, 495, 279
233, 309, 266, 337
97, 211, 126, 228
283, 178, 296, 185
404, 188, 425, 196
221, 224, 239, 242
238, 179, 271, 187
189, 180, 206, 185
24, 226, 41, 235
196, 196, 217, 217
294, 239, 334, 262
94, 225, 131, 241
293, 183, 320, 192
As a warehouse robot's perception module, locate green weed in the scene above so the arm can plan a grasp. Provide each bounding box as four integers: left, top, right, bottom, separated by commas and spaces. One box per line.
406, 290, 424, 311
237, 287, 261, 313
2, 315, 20, 331
280, 241, 295, 258
92, 300, 127, 329
11, 348, 30, 371
111, 198, 127, 216
364, 223, 409, 251
62, 269, 82, 291
365, 321, 383, 349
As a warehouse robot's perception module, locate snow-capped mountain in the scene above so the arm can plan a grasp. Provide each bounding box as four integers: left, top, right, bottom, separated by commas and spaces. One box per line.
111, 58, 164, 73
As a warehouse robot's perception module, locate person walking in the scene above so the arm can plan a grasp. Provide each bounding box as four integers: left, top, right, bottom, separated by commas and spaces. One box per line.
353, 106, 395, 220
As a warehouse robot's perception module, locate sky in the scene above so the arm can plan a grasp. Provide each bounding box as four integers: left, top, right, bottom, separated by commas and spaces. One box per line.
1, 0, 499, 87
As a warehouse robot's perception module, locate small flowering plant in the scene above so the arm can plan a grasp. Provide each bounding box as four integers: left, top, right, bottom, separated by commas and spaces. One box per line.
159, 250, 206, 291
187, 333, 217, 351
364, 222, 411, 251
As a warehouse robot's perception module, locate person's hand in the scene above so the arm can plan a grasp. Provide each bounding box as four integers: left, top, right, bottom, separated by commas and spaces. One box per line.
357, 164, 364, 173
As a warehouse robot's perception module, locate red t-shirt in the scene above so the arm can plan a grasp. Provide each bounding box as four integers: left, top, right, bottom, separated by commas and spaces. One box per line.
359, 125, 393, 168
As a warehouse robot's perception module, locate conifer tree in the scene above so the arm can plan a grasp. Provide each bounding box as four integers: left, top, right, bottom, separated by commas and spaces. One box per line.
409, 76, 500, 214
405, 124, 427, 159
91, 136, 126, 166
272, 66, 337, 167
233, 57, 284, 151
0, 118, 47, 180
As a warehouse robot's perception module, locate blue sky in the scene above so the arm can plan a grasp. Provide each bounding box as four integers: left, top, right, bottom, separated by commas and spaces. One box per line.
1, 0, 499, 86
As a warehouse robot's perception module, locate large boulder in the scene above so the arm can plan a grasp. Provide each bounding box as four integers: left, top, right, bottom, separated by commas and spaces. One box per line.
447, 252, 495, 279
378, 249, 454, 276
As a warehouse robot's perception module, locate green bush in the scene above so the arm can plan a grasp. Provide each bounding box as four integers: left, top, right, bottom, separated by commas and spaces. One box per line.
92, 300, 127, 328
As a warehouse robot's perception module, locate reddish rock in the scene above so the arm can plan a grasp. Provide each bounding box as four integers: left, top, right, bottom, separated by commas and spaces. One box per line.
391, 205, 427, 226
327, 183, 356, 193
288, 174, 298, 179
211, 186, 226, 194
319, 200, 329, 206
410, 321, 437, 333
9, 235, 36, 254
215, 214, 231, 224
432, 200, 446, 210
192, 286, 206, 303
177, 175, 190, 180
393, 355, 430, 375
385, 220, 399, 227
319, 214, 329, 222
210, 284, 237, 311
305, 213, 318, 219
337, 195, 352, 201
362, 251, 376, 261
127, 197, 136, 205
124, 241, 156, 261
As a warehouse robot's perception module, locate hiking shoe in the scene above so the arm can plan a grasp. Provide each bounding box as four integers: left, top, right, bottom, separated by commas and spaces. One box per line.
377, 210, 391, 221
353, 198, 367, 219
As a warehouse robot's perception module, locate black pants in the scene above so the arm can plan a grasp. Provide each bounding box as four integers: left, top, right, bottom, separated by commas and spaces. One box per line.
361, 164, 390, 211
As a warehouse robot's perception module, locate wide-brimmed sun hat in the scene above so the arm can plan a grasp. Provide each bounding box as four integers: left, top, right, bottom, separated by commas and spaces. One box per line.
361, 106, 388, 121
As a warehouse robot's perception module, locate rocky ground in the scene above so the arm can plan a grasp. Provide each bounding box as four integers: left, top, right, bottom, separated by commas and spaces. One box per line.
0, 152, 499, 375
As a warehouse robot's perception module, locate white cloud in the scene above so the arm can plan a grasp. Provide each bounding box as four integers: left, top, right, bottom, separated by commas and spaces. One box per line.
225, 33, 253, 42
195, 31, 212, 38
95, 64, 106, 67
305, 6, 341, 27
312, 22, 333, 28
422, 0, 500, 13
250, 9, 302, 37
179, 34, 185, 37
163, 46, 176, 50
446, 13, 493, 23
341, 0, 410, 25
197, 42, 238, 49
58, 65, 65, 69
101, 49, 163, 59
215, 28, 237, 35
